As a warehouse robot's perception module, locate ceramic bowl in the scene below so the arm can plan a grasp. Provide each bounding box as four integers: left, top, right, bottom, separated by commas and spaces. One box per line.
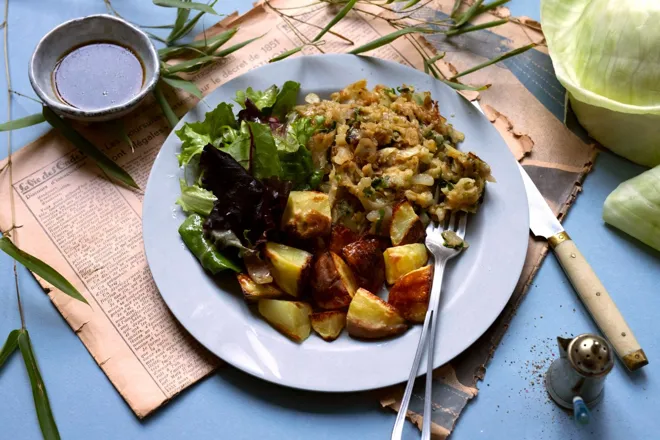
29, 14, 160, 122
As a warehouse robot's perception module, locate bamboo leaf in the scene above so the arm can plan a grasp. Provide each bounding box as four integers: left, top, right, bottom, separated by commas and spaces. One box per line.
451, 43, 536, 79
426, 52, 446, 64
450, 0, 462, 18
439, 79, 491, 91
453, 0, 484, 28
140, 24, 176, 29
0, 330, 20, 368
402, 0, 423, 10
167, 2, 191, 42
0, 113, 45, 132
42, 107, 138, 189
164, 55, 216, 74
348, 27, 432, 54
0, 237, 89, 305
18, 330, 61, 440
162, 76, 203, 98
158, 27, 238, 59
168, 0, 219, 43
143, 30, 169, 44
312, 0, 357, 43
478, 0, 510, 14
446, 18, 508, 36
152, 0, 218, 15
115, 120, 135, 153
154, 83, 179, 129
214, 34, 264, 57
269, 46, 303, 63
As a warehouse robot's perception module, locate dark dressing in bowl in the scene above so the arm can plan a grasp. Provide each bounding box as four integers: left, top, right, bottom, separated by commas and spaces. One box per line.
53, 42, 144, 111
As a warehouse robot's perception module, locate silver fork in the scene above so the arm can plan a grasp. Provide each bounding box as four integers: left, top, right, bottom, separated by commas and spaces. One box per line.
391, 211, 467, 440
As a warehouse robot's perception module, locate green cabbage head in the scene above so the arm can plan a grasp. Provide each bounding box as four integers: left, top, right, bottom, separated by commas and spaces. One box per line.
541, 0, 660, 167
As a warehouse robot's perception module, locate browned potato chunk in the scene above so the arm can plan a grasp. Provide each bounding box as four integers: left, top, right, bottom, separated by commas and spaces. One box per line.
264, 242, 313, 298
311, 311, 346, 341
236, 274, 283, 302
342, 238, 386, 293
281, 191, 331, 239
312, 252, 358, 309
258, 299, 312, 342
388, 265, 433, 323
390, 201, 425, 246
346, 288, 408, 339
383, 243, 429, 284
329, 224, 359, 255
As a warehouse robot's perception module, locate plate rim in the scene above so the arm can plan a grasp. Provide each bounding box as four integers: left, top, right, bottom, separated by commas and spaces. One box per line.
142, 54, 529, 392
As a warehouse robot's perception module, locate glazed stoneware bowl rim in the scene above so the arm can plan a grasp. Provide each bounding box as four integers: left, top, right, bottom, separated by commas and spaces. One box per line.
28, 14, 160, 122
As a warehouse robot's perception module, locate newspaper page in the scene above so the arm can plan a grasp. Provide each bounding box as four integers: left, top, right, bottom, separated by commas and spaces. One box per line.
0, 0, 595, 429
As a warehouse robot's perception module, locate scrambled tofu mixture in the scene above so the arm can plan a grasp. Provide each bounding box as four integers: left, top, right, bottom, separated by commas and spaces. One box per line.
296, 80, 493, 234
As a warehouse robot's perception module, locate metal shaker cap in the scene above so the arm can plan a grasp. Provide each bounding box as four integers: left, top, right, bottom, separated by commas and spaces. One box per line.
567, 334, 614, 377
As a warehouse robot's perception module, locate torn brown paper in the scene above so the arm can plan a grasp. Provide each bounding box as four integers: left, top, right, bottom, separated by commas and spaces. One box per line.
0, 0, 595, 430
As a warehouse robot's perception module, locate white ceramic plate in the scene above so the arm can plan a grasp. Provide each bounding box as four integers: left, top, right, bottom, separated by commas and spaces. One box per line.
143, 54, 529, 392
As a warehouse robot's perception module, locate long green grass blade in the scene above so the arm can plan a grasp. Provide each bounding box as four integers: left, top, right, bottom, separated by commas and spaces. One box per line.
269, 46, 303, 63
446, 18, 508, 36
0, 237, 88, 304
139, 24, 176, 29
159, 28, 236, 59
348, 27, 432, 54
168, 0, 219, 44
18, 330, 61, 440
312, 0, 357, 43
450, 0, 463, 18
162, 76, 203, 98
0, 330, 20, 368
153, 0, 218, 14
478, 0, 510, 14
402, 0, 423, 10
42, 107, 138, 189
154, 83, 179, 129
143, 30, 169, 44
453, 0, 483, 27
439, 79, 491, 91
164, 55, 216, 74
451, 43, 536, 78
0, 113, 45, 132
214, 34, 263, 57
167, 2, 191, 42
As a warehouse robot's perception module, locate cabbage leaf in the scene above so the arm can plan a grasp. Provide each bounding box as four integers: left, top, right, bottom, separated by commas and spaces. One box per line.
603, 165, 660, 251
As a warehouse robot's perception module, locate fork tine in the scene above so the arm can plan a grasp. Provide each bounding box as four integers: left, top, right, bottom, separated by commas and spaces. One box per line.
455, 212, 467, 239
447, 211, 457, 231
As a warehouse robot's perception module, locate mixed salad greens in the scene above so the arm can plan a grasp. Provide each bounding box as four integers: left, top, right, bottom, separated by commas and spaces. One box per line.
175, 81, 326, 271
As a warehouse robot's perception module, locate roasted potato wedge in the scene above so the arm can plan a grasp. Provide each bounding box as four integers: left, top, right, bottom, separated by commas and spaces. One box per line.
281, 191, 331, 239
312, 252, 358, 309
347, 288, 408, 339
264, 242, 313, 298
342, 238, 386, 293
258, 299, 312, 342
236, 274, 283, 302
390, 201, 425, 246
383, 243, 429, 284
329, 224, 359, 255
311, 311, 347, 341
388, 265, 433, 322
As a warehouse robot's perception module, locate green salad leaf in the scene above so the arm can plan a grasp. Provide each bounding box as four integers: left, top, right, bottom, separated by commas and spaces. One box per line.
176, 123, 211, 166
221, 122, 251, 168
176, 179, 217, 216
176, 104, 238, 166
247, 121, 282, 179
234, 85, 279, 110
271, 81, 301, 120
603, 164, 660, 251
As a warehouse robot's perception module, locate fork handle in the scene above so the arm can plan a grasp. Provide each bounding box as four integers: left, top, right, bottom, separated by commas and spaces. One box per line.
391, 310, 432, 440
422, 260, 446, 440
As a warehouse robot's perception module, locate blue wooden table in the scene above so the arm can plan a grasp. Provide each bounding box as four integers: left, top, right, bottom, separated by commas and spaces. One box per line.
1, 1, 658, 439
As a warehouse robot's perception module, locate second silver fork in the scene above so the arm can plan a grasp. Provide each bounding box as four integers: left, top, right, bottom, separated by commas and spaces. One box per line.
391, 211, 468, 440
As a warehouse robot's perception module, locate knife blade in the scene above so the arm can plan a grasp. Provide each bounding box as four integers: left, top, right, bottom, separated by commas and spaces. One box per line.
472, 101, 648, 371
